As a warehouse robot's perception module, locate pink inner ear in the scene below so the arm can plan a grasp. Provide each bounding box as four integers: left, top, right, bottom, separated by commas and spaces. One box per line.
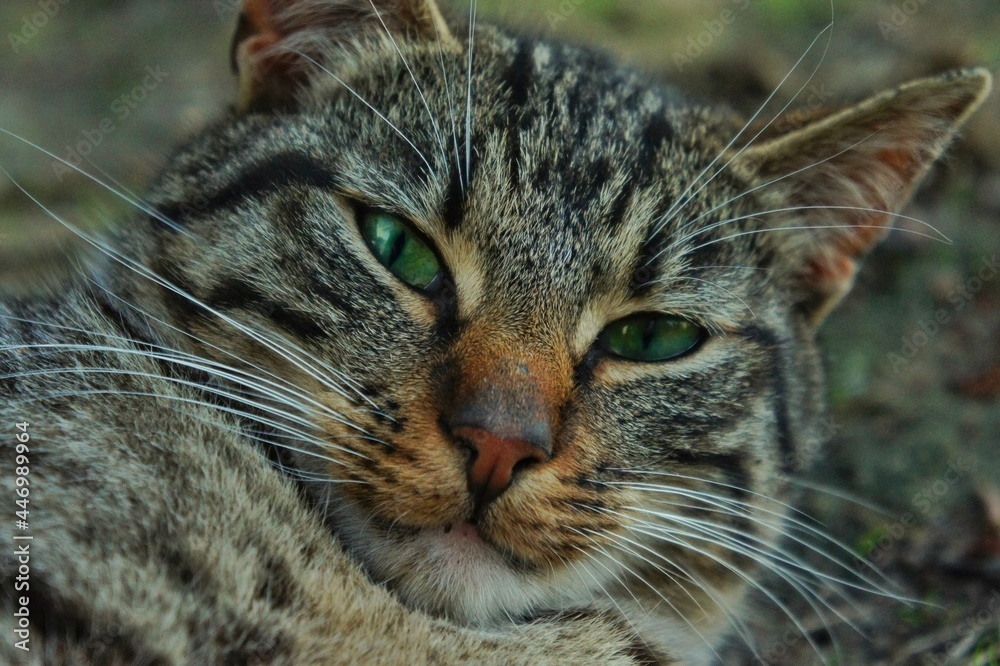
244, 33, 283, 60
241, 0, 291, 55
805, 252, 857, 293
876, 148, 919, 180
236, 0, 314, 104
243, 0, 285, 38
831, 206, 893, 258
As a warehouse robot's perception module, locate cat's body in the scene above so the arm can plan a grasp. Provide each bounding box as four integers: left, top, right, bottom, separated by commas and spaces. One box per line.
0, 1, 991, 664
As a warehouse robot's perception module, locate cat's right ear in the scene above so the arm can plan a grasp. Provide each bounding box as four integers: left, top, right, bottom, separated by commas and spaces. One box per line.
231, 0, 456, 112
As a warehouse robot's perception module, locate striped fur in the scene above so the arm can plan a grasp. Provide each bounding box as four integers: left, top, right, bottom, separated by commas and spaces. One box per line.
0, 1, 990, 663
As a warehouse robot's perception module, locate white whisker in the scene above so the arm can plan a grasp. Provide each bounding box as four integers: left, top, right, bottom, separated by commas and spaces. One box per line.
366, 0, 448, 163
464, 0, 478, 187
1, 168, 379, 417
0, 129, 194, 238
650, 8, 836, 242
290, 50, 435, 178
668, 131, 883, 251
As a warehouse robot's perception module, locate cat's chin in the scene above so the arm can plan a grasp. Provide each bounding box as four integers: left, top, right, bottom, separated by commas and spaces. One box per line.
327, 493, 571, 626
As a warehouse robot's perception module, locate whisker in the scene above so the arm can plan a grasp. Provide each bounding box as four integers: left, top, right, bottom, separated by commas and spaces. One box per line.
628, 504, 881, 604
605, 474, 903, 594
668, 130, 882, 250
0, 129, 194, 238
627, 511, 857, 651
464, 0, 478, 187
366, 0, 448, 163
17, 386, 358, 468
1, 169, 376, 417
593, 523, 758, 659
82, 279, 390, 417
98, 269, 390, 414
658, 275, 758, 319
563, 537, 651, 646
290, 50, 435, 178
5, 360, 377, 456
649, 5, 836, 242
1, 339, 367, 438
614, 512, 829, 659
782, 475, 895, 517
431, 10, 465, 193
680, 206, 951, 258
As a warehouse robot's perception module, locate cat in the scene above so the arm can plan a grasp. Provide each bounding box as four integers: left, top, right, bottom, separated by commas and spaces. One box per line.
0, 0, 991, 663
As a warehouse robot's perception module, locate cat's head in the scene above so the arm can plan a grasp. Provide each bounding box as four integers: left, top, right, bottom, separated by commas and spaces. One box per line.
111, 0, 990, 654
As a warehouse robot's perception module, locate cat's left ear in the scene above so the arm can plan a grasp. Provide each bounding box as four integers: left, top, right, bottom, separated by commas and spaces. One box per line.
232, 0, 456, 111
733, 68, 992, 327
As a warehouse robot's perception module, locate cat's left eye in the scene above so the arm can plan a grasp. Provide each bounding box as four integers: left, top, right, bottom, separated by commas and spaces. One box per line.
599, 313, 705, 363
361, 211, 443, 292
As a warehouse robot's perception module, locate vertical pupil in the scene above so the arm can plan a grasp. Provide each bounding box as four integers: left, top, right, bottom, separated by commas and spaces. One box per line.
641, 318, 657, 350
602, 315, 701, 361
364, 213, 442, 291
387, 228, 407, 267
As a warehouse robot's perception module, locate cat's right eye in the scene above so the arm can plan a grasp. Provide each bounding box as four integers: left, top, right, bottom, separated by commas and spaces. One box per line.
361, 211, 444, 292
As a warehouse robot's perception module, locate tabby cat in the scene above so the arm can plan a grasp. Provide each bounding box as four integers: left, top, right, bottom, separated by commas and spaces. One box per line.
0, 0, 991, 664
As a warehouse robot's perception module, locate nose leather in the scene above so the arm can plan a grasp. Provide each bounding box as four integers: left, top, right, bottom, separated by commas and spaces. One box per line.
452, 425, 548, 507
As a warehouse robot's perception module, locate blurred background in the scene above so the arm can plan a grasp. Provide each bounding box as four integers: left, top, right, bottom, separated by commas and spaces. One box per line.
1, 1, 998, 663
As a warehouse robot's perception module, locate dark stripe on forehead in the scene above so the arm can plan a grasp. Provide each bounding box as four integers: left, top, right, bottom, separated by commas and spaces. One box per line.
442, 165, 465, 230
604, 176, 634, 231
639, 113, 675, 179
158, 153, 341, 227
505, 39, 535, 117
629, 214, 672, 296
599, 107, 671, 225
607, 112, 674, 235
502, 38, 536, 192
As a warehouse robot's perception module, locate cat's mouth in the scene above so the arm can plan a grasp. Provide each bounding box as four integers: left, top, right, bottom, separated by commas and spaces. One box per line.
434, 520, 542, 572
340, 497, 537, 573
330, 491, 560, 625
426, 522, 504, 565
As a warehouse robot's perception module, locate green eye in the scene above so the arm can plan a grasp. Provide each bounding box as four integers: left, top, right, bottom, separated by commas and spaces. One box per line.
361, 211, 443, 291
600, 314, 705, 362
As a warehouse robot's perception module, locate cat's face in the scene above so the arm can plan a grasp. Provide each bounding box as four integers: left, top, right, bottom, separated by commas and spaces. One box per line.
110, 0, 989, 655
143, 26, 809, 628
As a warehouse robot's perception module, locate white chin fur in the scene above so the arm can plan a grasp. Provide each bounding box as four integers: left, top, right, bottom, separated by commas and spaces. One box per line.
325, 491, 738, 662
327, 493, 591, 626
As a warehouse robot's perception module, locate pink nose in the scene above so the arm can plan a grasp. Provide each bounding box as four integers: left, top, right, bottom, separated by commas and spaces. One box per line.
451, 425, 548, 508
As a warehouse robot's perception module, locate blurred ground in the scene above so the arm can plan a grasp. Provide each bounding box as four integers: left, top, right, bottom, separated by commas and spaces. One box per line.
1, 1, 998, 664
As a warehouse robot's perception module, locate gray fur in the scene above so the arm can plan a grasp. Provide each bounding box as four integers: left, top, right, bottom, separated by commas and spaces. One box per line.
0, 1, 990, 663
